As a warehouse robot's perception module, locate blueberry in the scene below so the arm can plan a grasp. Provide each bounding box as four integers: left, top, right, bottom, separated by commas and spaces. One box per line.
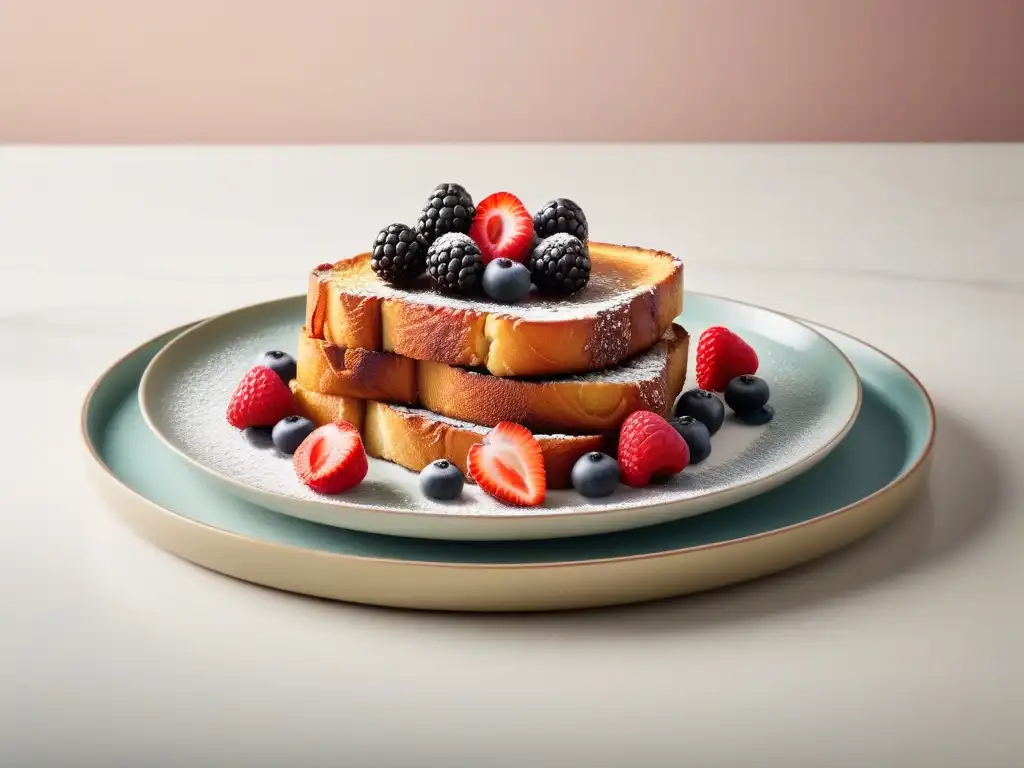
673, 389, 726, 435
257, 350, 297, 383
668, 416, 711, 464
737, 403, 775, 426
420, 459, 465, 501
571, 452, 621, 498
271, 415, 316, 455
724, 375, 770, 415
481, 258, 532, 303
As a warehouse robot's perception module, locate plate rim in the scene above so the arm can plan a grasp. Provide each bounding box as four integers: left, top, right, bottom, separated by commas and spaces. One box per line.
79, 298, 932, 574
133, 292, 864, 527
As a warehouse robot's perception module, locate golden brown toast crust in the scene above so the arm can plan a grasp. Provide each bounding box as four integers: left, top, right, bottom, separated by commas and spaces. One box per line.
306, 241, 683, 377
417, 326, 689, 432
289, 381, 366, 431
361, 401, 611, 490
295, 325, 689, 433
295, 328, 417, 403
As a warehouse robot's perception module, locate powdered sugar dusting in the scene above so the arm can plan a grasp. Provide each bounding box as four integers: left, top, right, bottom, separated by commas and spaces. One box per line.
388, 405, 580, 441
322, 250, 671, 321
441, 327, 678, 386
644, 387, 666, 414
388, 404, 491, 435
569, 332, 665, 383
584, 305, 632, 369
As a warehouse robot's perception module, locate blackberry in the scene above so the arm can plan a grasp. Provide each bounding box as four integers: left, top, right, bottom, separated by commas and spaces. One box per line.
529, 233, 591, 295
415, 183, 475, 247
532, 198, 588, 241
426, 233, 485, 294
371, 223, 426, 284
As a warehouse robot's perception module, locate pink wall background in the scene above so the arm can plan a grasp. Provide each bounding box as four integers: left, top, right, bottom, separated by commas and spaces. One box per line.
2, 0, 1023, 143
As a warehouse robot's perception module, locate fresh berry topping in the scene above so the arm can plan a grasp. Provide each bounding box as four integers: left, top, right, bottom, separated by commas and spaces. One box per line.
695, 326, 759, 392
371, 223, 426, 284
672, 389, 726, 435
482, 258, 532, 303
570, 451, 621, 498
226, 366, 296, 429
419, 459, 465, 501
415, 183, 475, 247
468, 192, 534, 264
533, 198, 589, 241
425, 232, 485, 294
724, 374, 770, 415
529, 233, 591, 296
617, 411, 690, 487
467, 422, 546, 507
292, 421, 368, 494
737, 403, 775, 426
271, 415, 316, 455
256, 350, 297, 383
667, 416, 711, 464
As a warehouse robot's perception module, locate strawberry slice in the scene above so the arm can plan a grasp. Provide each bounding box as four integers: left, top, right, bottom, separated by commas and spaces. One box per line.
293, 421, 368, 494
468, 192, 534, 264
467, 421, 546, 506
226, 365, 297, 429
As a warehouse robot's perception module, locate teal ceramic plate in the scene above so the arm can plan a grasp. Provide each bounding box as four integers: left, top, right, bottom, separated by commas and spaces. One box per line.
136, 294, 862, 541
83, 313, 932, 611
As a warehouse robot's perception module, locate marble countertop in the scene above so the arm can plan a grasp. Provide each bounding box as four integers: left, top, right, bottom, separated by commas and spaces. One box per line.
2, 145, 1021, 767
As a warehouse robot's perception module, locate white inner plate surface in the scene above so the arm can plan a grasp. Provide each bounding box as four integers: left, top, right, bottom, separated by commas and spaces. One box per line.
138, 293, 861, 541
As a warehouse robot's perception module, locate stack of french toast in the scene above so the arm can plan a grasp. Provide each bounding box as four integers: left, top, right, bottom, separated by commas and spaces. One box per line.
287, 184, 688, 493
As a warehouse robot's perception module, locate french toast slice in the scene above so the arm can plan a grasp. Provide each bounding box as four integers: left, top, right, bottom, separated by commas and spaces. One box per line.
289, 381, 367, 431
296, 324, 689, 433
289, 383, 611, 490
295, 330, 418, 402
305, 241, 683, 378
362, 402, 611, 491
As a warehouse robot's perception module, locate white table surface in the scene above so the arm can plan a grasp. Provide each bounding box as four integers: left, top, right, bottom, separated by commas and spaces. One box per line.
1, 144, 1022, 767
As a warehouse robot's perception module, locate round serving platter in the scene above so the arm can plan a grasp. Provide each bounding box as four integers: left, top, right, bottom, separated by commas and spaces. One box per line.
82, 311, 934, 612
136, 293, 862, 541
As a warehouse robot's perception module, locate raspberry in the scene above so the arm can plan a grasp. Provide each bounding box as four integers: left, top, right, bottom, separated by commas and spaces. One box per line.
226, 366, 296, 429
695, 326, 759, 392
617, 411, 690, 487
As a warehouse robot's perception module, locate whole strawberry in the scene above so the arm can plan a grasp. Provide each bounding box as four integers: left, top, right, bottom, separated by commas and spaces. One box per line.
226, 365, 297, 429
695, 326, 759, 392
617, 411, 690, 487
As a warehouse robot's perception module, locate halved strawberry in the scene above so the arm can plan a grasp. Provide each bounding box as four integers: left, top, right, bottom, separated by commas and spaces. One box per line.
226, 365, 296, 429
467, 421, 546, 506
292, 421, 368, 494
468, 192, 534, 264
